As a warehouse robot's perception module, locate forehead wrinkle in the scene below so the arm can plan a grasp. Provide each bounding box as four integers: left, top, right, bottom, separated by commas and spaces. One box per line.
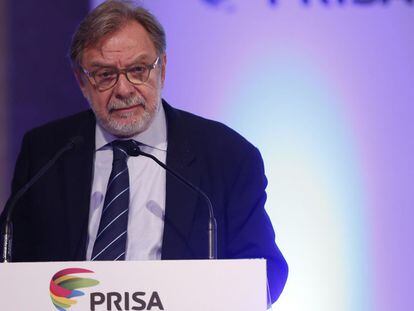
87, 53, 155, 69
82, 21, 158, 69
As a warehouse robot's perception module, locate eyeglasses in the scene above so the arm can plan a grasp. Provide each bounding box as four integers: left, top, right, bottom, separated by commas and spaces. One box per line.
81, 56, 160, 91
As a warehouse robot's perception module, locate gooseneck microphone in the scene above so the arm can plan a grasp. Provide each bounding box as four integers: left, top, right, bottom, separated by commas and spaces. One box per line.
1, 136, 84, 263
128, 142, 218, 260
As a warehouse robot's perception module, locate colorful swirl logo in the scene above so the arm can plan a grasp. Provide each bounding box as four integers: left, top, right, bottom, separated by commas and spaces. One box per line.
50, 268, 100, 311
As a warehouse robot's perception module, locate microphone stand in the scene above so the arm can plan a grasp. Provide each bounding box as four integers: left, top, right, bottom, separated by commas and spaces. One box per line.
130, 144, 218, 260
1, 137, 83, 262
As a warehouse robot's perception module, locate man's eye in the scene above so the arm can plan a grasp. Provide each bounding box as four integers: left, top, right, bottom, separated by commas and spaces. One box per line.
96, 69, 117, 79
130, 66, 146, 74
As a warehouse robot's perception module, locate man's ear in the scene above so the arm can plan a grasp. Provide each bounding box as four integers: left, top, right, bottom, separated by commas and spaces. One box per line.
73, 68, 89, 99
74, 68, 86, 88
161, 53, 167, 88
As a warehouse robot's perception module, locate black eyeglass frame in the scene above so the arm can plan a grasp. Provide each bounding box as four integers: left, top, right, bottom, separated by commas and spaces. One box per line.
81, 56, 160, 91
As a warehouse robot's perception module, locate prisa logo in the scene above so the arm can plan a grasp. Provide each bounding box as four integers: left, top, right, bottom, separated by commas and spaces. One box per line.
90, 291, 164, 311
50, 268, 99, 310
203, 0, 413, 7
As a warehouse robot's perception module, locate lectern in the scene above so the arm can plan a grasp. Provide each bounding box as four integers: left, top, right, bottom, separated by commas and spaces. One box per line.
0, 259, 267, 310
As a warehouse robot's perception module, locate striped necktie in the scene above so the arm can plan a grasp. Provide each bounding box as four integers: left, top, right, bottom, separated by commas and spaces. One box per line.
91, 140, 136, 261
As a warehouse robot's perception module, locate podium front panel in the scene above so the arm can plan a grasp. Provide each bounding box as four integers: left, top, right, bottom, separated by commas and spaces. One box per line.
0, 259, 267, 310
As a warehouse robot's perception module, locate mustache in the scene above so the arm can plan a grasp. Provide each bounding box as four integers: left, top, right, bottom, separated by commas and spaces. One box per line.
108, 96, 145, 111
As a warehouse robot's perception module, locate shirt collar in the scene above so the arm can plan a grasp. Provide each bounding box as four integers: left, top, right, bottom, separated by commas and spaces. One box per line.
95, 103, 168, 152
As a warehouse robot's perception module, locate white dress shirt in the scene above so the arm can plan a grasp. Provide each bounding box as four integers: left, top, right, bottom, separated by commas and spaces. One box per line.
86, 105, 167, 260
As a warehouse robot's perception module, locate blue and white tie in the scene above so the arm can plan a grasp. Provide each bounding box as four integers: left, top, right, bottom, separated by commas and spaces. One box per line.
91, 140, 134, 261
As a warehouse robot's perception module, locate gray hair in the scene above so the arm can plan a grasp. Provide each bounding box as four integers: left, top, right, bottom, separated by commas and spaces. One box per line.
70, 0, 166, 68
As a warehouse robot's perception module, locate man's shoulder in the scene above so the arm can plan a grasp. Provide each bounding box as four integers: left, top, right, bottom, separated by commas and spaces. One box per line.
25, 110, 95, 142
165, 102, 256, 153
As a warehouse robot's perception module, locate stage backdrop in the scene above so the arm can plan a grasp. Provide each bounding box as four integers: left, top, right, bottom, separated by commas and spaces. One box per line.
3, 0, 413, 310
105, 1, 410, 310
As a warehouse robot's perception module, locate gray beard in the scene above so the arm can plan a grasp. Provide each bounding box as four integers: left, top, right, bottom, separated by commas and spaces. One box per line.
103, 109, 152, 137
90, 96, 158, 138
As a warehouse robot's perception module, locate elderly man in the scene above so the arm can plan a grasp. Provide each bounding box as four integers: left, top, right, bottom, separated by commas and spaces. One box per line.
1, 0, 287, 303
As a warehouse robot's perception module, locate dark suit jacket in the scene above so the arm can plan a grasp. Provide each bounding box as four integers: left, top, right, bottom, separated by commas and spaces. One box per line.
1, 100, 288, 302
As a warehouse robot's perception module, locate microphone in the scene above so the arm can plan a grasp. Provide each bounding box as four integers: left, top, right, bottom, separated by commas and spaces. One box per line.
1, 136, 84, 263
129, 142, 218, 260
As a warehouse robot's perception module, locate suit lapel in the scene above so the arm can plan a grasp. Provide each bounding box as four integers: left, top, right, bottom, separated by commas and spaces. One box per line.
55, 104, 201, 260
60, 111, 96, 260
161, 101, 201, 259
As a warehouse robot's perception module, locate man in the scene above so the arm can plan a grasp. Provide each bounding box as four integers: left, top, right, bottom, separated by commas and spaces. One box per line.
1, 0, 288, 303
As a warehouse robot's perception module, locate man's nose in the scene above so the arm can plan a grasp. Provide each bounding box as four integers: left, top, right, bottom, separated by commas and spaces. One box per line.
113, 73, 135, 99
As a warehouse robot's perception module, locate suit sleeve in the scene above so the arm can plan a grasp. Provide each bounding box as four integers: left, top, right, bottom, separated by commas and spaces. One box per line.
226, 146, 288, 304
1, 132, 31, 218
0, 132, 36, 261
11, 133, 32, 196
